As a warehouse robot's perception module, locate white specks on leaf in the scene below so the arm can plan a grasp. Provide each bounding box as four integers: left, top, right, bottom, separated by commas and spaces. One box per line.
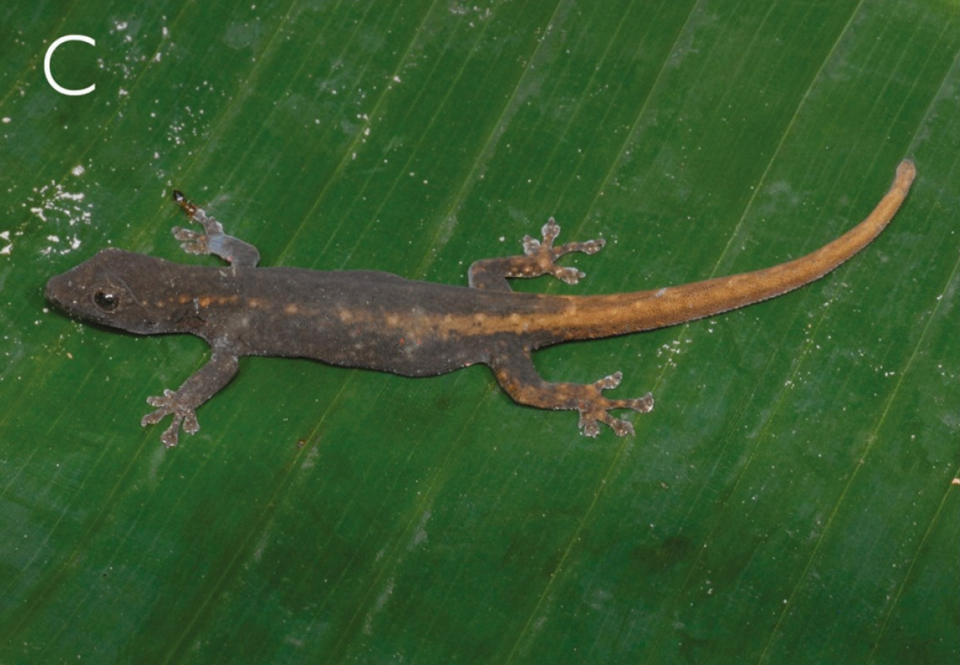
29, 181, 93, 255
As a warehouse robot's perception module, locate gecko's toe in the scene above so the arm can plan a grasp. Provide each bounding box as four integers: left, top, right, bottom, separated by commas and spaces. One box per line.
579, 418, 602, 438
541, 218, 562, 246
628, 393, 655, 413
581, 238, 605, 254
160, 420, 181, 448
608, 417, 635, 437
172, 226, 201, 242
594, 371, 623, 390
554, 266, 585, 284
182, 411, 200, 435
141, 405, 165, 426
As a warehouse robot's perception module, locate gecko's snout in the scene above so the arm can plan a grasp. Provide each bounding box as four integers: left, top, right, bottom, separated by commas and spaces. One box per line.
44, 272, 69, 309
45, 270, 90, 318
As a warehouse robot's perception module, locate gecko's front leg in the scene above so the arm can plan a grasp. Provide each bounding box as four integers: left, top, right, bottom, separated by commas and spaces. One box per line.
141, 349, 239, 447
170, 190, 261, 268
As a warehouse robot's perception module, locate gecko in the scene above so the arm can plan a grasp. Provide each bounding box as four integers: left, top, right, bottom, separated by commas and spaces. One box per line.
45, 160, 916, 447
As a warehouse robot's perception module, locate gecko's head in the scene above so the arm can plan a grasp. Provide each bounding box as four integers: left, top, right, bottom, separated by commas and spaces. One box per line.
45, 248, 182, 334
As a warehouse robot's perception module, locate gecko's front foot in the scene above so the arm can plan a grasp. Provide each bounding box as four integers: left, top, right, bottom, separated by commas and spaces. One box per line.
172, 226, 213, 256
169, 190, 261, 268
170, 190, 226, 255
520, 218, 605, 285
141, 389, 201, 447
576, 372, 654, 437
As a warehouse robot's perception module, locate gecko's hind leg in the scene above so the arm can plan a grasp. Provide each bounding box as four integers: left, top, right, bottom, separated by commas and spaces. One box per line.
468, 217, 605, 291
170, 190, 261, 268
488, 345, 654, 436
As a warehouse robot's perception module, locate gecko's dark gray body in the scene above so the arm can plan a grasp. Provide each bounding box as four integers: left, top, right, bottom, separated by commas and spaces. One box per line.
45, 247, 581, 378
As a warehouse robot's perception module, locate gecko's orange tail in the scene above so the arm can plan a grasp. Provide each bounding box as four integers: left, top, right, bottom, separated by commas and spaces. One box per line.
540, 160, 916, 344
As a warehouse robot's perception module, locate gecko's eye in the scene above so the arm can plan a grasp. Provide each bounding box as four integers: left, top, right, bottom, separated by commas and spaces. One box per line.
93, 290, 119, 312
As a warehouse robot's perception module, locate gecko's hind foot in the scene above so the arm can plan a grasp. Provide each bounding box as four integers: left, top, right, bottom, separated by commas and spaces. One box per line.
576, 372, 654, 438
521, 217, 605, 285
141, 389, 201, 447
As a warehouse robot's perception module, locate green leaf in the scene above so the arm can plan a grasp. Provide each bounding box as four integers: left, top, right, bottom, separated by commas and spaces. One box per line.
1, 1, 957, 663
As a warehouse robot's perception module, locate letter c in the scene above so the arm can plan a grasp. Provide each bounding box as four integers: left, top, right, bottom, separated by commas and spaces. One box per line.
44, 35, 96, 96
